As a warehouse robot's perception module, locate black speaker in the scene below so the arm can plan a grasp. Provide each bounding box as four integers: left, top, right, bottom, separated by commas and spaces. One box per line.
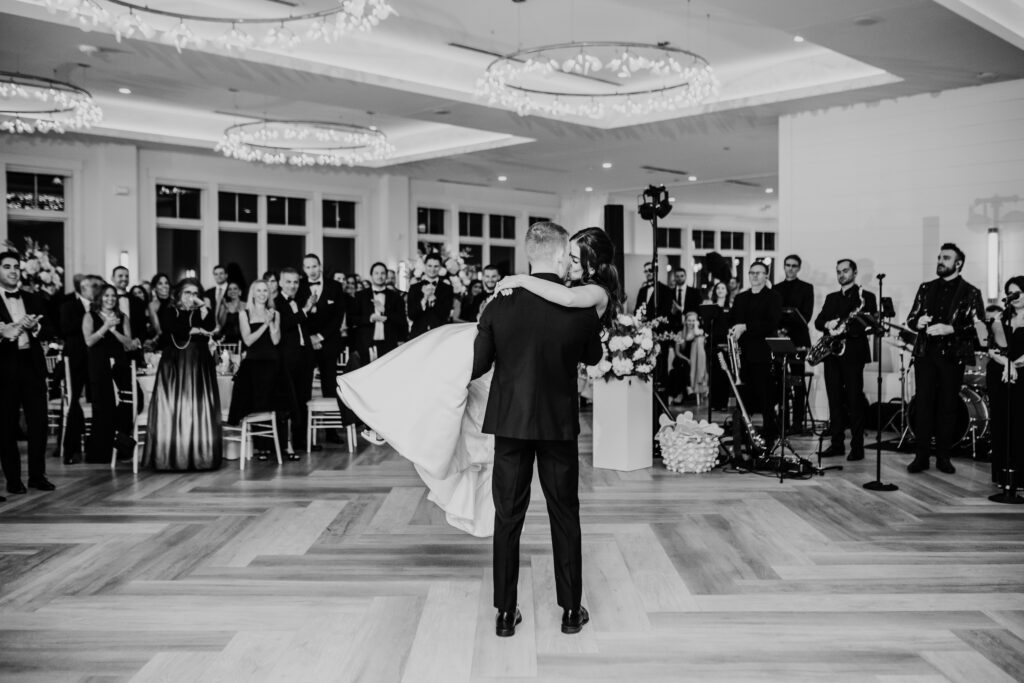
603, 204, 625, 278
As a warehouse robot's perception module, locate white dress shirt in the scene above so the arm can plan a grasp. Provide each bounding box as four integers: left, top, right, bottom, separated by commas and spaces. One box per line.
372, 288, 386, 341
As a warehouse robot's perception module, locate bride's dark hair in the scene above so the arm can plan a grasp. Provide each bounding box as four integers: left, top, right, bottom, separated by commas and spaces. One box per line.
571, 226, 623, 322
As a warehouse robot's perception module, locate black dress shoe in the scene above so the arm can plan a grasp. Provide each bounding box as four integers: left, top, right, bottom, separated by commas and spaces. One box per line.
561, 606, 590, 635
6, 482, 27, 494
936, 459, 956, 474
287, 453, 302, 461
907, 458, 930, 473
496, 608, 522, 637
846, 448, 865, 461
28, 477, 56, 491
820, 444, 846, 458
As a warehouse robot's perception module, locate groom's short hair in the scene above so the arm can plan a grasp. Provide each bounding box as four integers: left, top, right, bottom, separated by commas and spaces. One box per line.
525, 221, 569, 262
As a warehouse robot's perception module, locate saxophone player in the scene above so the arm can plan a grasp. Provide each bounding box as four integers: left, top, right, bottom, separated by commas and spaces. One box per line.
814, 259, 877, 460
729, 261, 783, 445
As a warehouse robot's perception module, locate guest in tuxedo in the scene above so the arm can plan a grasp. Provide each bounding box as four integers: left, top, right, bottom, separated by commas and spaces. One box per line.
82, 283, 133, 463
148, 273, 173, 350
112, 266, 145, 356
814, 259, 877, 461
669, 268, 701, 330
59, 273, 99, 463
408, 253, 454, 338
0, 251, 56, 497
634, 261, 673, 319
299, 254, 348, 435
204, 264, 229, 314
729, 261, 783, 443
214, 281, 243, 345
773, 254, 815, 432
275, 267, 313, 458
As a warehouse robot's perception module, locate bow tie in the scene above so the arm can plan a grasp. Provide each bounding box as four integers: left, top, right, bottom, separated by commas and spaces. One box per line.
372, 288, 386, 294
309, 280, 321, 286
424, 279, 438, 285
3, 290, 22, 300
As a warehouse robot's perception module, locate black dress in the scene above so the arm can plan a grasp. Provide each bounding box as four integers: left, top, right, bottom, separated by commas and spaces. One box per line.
987, 318, 1024, 487
84, 312, 130, 463
143, 307, 222, 471
218, 308, 242, 345
152, 296, 173, 351
228, 311, 295, 430
702, 302, 731, 410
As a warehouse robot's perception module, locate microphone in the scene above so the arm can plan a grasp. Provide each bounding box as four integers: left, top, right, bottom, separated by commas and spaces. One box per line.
1003, 291, 1021, 304
876, 273, 886, 280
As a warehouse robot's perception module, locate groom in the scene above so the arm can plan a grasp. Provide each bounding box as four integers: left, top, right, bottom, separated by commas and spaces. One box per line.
472, 221, 603, 637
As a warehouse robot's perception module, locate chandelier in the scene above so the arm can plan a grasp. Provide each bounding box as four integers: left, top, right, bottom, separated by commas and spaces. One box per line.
0, 72, 103, 134
476, 41, 718, 120
216, 120, 394, 167
43, 0, 396, 52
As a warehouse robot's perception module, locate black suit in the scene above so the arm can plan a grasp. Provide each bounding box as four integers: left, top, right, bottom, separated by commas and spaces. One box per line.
275, 293, 314, 451
814, 286, 877, 451
668, 283, 702, 330
472, 273, 602, 613
298, 279, 348, 411
635, 281, 674, 319
1, 289, 52, 486
349, 287, 407, 363
407, 279, 453, 338
59, 296, 89, 457
774, 277, 815, 429
204, 284, 228, 313
729, 287, 783, 441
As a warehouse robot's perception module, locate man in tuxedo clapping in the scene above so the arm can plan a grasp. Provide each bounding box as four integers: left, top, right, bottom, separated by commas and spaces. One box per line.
276, 268, 313, 459
408, 253, 454, 339
299, 254, 348, 439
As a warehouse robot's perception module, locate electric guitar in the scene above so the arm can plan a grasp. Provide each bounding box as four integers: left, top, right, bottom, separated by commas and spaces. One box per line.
717, 351, 766, 459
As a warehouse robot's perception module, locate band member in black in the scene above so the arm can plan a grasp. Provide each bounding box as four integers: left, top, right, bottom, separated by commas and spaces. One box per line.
906, 243, 984, 474
773, 254, 814, 432
987, 276, 1023, 491
729, 261, 783, 443
814, 259, 877, 461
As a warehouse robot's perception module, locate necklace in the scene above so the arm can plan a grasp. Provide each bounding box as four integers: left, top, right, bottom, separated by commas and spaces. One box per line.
171, 310, 196, 351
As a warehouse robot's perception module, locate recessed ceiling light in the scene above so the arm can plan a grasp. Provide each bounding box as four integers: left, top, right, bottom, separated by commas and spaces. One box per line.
765, 187, 775, 194
601, 162, 612, 169
497, 175, 508, 182
793, 35, 805, 43
118, 87, 132, 95
584, 186, 593, 192
688, 175, 697, 182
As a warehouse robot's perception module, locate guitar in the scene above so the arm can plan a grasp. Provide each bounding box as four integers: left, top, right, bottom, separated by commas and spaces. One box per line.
717, 351, 766, 459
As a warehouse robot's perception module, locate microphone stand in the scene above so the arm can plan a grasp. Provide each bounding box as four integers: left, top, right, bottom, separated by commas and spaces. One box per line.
864, 273, 898, 492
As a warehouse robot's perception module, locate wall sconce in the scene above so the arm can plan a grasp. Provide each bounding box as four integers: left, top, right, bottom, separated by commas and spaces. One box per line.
987, 227, 999, 300
119, 250, 130, 268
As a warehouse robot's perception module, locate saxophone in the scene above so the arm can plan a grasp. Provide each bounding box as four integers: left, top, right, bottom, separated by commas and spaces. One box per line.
807, 287, 865, 366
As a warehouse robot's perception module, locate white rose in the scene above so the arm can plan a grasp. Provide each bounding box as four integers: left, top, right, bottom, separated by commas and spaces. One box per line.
586, 364, 606, 379
611, 357, 634, 376
632, 347, 646, 360
38, 271, 52, 284
598, 359, 612, 373
617, 335, 633, 349
616, 314, 634, 326
640, 337, 654, 350
636, 363, 652, 374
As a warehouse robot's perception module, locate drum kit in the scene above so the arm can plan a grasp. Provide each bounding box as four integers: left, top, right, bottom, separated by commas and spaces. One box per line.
881, 323, 990, 455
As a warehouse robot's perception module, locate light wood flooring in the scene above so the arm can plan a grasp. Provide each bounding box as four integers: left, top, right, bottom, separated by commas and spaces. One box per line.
1, 414, 1023, 682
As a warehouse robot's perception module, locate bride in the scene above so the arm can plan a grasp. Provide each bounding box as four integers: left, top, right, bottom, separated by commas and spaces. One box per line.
337, 227, 621, 537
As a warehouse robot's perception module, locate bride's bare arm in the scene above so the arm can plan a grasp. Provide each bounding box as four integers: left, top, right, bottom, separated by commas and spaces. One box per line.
495, 276, 606, 314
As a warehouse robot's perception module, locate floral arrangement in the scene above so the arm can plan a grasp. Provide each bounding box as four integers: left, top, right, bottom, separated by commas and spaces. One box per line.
586, 307, 671, 382
657, 412, 723, 473
2, 236, 64, 293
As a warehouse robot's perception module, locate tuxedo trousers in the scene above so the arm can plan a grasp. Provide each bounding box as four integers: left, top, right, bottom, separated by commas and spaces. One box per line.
912, 351, 965, 462
492, 436, 582, 612
0, 351, 48, 484
280, 347, 313, 451
823, 357, 867, 449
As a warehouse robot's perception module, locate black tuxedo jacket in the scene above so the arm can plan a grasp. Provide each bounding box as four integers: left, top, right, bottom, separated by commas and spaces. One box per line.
472, 273, 602, 441
635, 281, 674, 319
204, 285, 228, 310
274, 293, 312, 360
298, 279, 347, 346
774, 278, 815, 347
349, 288, 408, 351
668, 284, 702, 329
729, 287, 783, 364
407, 279, 454, 338
0, 290, 50, 377
814, 285, 878, 365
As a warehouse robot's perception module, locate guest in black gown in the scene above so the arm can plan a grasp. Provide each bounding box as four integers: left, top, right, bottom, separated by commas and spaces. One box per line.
987, 276, 1024, 489
215, 281, 244, 345
82, 284, 133, 463
228, 279, 296, 459
143, 278, 222, 471
702, 281, 732, 410
148, 273, 174, 351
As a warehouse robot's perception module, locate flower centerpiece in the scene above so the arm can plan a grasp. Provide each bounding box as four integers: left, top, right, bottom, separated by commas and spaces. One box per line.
586, 306, 672, 382
2, 236, 64, 294
656, 411, 724, 473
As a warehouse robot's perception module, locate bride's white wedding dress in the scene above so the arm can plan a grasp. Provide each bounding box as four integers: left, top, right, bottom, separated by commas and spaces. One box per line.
337, 323, 495, 537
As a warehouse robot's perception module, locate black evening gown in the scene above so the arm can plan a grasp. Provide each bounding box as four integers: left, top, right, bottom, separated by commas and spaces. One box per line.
143, 307, 223, 471
987, 320, 1024, 487
152, 296, 173, 351
702, 303, 731, 410
228, 312, 295, 425
218, 309, 242, 345
85, 312, 130, 463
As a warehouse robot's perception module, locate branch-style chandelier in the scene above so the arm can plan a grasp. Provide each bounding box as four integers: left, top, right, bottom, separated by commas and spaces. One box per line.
476, 41, 718, 120
216, 120, 394, 167
0, 71, 103, 134
43, 0, 396, 52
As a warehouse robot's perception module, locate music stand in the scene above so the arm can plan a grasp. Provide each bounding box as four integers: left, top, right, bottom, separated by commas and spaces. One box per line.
781, 307, 813, 432
765, 336, 806, 483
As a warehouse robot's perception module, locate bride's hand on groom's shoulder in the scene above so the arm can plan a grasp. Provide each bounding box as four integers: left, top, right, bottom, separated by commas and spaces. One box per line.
495, 275, 524, 296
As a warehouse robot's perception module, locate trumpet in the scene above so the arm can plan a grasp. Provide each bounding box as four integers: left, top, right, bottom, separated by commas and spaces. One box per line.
727, 330, 743, 385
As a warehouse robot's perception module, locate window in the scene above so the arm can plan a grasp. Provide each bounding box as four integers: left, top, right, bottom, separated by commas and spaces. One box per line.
156, 184, 201, 220
7, 172, 66, 212
755, 231, 776, 251
692, 229, 715, 249
267, 195, 306, 226
656, 227, 682, 249
528, 216, 550, 227
323, 199, 356, 230
324, 236, 356, 276
417, 207, 445, 235
489, 214, 515, 240
721, 231, 745, 250
157, 227, 201, 282
267, 233, 306, 274
218, 232, 258, 286
459, 212, 484, 238
219, 191, 258, 223
461, 244, 484, 268
489, 245, 515, 276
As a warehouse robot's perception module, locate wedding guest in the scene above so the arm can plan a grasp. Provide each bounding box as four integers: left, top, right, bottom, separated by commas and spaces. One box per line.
455, 281, 485, 323
299, 254, 348, 441
634, 261, 673, 318
128, 285, 152, 345
204, 264, 229, 313
481, 264, 500, 297
143, 278, 221, 471
702, 280, 732, 411
408, 253, 454, 338
331, 270, 346, 284
82, 283, 132, 463
262, 270, 280, 300
275, 267, 313, 458
214, 281, 244, 345
148, 273, 173, 350
59, 274, 98, 464
667, 311, 707, 404
0, 250, 56, 496
386, 269, 398, 291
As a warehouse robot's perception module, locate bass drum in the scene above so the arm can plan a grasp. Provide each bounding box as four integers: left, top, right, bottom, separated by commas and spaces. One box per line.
907, 386, 989, 445
962, 351, 989, 390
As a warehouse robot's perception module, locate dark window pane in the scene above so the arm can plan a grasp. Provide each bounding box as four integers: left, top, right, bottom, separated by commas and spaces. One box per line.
490, 214, 515, 240
267, 233, 306, 274
323, 199, 356, 230
287, 197, 306, 226
156, 184, 177, 218
6, 172, 36, 210
218, 231, 258, 288
219, 192, 236, 222
461, 243, 483, 267
733, 232, 744, 250
418, 240, 444, 258
656, 229, 668, 248
417, 207, 445, 235
668, 230, 681, 249
6, 219, 65, 291
528, 216, 550, 228
693, 229, 715, 250
238, 193, 258, 223
490, 245, 515, 276
324, 236, 355, 275
157, 184, 201, 219
177, 187, 201, 220
459, 212, 483, 238
157, 227, 201, 284
267, 196, 286, 225
36, 175, 65, 211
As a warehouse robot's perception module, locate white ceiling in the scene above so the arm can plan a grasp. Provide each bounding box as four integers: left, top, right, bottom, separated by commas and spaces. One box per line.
2, 0, 1024, 207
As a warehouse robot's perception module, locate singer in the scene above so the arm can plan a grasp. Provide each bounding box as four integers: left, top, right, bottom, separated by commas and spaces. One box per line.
987, 277, 1024, 490
142, 277, 223, 471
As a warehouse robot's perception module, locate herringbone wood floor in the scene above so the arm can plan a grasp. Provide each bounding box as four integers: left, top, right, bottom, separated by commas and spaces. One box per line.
1, 416, 1023, 682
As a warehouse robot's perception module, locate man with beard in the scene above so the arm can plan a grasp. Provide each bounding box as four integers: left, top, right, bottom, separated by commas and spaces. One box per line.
905, 243, 984, 474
